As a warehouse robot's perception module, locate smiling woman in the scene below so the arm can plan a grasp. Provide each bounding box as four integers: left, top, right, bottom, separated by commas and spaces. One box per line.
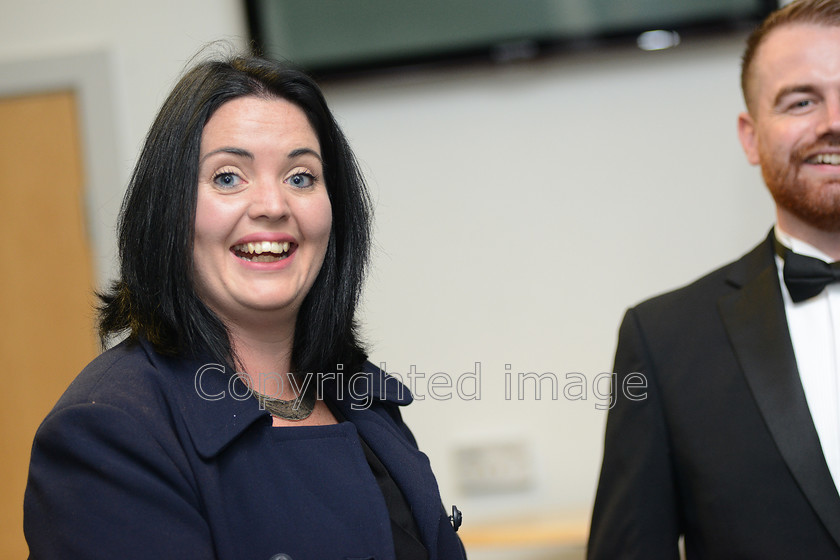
23, 54, 467, 560
193, 96, 334, 375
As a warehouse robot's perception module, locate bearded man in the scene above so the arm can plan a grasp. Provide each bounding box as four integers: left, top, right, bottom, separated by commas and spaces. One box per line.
588, 1, 840, 558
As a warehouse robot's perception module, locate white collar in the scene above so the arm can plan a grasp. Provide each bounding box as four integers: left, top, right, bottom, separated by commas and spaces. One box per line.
774, 225, 834, 263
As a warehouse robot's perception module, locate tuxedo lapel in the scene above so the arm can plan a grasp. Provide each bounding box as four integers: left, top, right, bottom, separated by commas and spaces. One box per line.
718, 234, 840, 547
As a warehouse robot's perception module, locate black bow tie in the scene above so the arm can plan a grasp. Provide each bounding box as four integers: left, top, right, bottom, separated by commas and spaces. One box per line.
774, 238, 840, 303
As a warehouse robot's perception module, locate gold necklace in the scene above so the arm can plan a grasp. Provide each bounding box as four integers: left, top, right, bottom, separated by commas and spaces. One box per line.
252, 376, 316, 421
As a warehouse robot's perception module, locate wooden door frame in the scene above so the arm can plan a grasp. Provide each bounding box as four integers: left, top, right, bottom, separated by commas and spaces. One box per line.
0, 49, 122, 287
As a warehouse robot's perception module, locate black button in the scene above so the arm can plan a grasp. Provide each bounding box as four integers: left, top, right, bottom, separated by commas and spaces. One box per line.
449, 505, 462, 532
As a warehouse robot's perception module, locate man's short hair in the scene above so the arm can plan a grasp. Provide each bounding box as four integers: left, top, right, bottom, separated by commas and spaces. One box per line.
741, 0, 840, 112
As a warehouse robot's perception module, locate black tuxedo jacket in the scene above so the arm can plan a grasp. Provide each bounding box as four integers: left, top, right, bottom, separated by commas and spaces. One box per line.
588, 232, 840, 559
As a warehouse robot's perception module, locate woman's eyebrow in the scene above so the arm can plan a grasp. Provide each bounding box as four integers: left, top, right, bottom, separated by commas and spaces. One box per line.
199, 147, 254, 164
199, 147, 322, 164
288, 147, 323, 163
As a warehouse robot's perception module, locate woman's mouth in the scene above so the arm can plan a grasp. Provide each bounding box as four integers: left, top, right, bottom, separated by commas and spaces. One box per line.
231, 241, 294, 263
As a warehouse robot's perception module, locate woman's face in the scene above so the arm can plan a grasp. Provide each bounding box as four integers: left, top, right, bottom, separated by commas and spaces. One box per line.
193, 95, 332, 330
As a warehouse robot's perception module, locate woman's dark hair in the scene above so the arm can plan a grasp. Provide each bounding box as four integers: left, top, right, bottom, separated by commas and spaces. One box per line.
99, 54, 372, 375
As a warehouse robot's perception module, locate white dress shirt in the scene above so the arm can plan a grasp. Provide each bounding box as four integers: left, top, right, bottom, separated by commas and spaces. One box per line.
775, 227, 840, 494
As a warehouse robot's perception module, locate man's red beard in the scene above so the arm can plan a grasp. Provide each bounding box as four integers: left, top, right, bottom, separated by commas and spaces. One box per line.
760, 135, 840, 232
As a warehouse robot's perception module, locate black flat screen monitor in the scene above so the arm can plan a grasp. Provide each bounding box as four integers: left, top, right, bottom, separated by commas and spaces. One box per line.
246, 0, 778, 79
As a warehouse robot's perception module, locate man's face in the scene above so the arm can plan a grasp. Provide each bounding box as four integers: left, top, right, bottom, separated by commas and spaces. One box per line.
738, 23, 840, 232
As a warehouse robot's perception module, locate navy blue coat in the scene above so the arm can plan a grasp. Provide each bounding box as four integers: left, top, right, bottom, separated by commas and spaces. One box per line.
24, 339, 466, 560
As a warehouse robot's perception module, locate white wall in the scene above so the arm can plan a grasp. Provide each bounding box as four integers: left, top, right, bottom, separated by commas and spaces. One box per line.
332, 37, 774, 523
1, 0, 776, 531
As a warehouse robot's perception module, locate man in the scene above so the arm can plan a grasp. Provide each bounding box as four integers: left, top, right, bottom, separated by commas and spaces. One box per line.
588, 0, 840, 557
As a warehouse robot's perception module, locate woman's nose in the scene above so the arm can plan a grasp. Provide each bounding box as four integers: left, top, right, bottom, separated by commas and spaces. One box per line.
248, 181, 290, 221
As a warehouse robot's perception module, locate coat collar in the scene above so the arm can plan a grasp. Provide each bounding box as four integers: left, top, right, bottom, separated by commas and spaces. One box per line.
142, 343, 443, 556
136, 341, 446, 557
139, 338, 413, 459
719, 230, 840, 547
138, 339, 265, 459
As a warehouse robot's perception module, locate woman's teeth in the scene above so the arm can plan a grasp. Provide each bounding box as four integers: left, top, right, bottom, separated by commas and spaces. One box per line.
232, 241, 292, 262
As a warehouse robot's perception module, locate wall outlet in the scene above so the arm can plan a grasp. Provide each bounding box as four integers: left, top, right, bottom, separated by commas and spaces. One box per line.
453, 440, 534, 495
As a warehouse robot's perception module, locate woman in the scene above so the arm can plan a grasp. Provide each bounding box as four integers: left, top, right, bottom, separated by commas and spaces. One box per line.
24, 55, 466, 560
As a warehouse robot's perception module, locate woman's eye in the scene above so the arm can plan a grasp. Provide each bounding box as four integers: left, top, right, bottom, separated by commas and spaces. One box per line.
287, 173, 315, 188
213, 172, 243, 189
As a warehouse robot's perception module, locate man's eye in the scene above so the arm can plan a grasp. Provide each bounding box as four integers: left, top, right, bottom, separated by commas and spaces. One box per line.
786, 98, 816, 112
287, 173, 315, 188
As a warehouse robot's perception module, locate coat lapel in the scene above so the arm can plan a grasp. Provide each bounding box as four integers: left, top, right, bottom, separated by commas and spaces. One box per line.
719, 233, 840, 547
326, 365, 445, 559
353, 408, 443, 559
